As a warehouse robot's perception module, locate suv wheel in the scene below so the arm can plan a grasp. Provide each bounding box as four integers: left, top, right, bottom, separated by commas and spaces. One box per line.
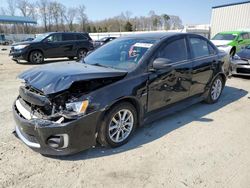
97, 102, 137, 148
205, 76, 224, 104
77, 49, 87, 60
29, 51, 44, 64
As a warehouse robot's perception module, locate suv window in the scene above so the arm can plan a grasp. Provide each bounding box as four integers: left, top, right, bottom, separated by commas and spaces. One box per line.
46, 34, 62, 42
76, 34, 87, 40
241, 33, 249, 39
190, 37, 210, 58
157, 38, 188, 63
62, 33, 76, 41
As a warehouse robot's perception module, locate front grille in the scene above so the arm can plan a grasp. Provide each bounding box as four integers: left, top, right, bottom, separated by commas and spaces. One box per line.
237, 68, 250, 74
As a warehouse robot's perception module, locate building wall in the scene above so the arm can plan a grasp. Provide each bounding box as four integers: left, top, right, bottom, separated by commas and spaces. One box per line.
211, 2, 250, 37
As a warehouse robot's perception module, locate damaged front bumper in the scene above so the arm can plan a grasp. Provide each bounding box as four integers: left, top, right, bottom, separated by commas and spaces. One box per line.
231, 59, 250, 76
13, 99, 102, 156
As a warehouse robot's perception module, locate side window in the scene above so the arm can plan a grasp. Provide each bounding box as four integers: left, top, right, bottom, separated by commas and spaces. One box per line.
190, 37, 210, 58
46, 34, 62, 42
242, 33, 249, 39
157, 38, 188, 63
76, 34, 87, 40
208, 43, 216, 55
62, 34, 76, 41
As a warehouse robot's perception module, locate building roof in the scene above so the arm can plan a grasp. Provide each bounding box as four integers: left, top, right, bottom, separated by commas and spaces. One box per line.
0, 15, 37, 24
212, 1, 250, 9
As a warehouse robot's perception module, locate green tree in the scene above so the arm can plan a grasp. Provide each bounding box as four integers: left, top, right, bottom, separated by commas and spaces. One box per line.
93, 26, 97, 33
162, 14, 170, 30
86, 25, 91, 33
124, 21, 133, 31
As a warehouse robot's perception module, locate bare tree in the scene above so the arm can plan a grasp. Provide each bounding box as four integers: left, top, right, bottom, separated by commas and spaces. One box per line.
37, 0, 49, 32
7, 0, 16, 16
77, 5, 87, 32
65, 7, 77, 31
0, 7, 7, 15
124, 11, 132, 21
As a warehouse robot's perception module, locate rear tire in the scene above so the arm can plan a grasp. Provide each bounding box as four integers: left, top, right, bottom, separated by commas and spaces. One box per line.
97, 102, 137, 148
204, 76, 224, 104
29, 51, 44, 64
77, 49, 87, 60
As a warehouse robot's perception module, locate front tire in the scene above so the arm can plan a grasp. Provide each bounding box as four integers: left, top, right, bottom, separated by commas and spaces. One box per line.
97, 102, 137, 148
29, 51, 44, 64
205, 76, 224, 104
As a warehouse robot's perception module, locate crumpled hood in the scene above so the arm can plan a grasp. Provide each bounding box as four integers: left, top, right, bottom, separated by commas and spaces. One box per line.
18, 61, 127, 95
210, 40, 231, 46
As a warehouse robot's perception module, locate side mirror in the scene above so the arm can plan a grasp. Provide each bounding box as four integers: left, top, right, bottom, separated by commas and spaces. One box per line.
238, 39, 243, 43
152, 58, 172, 70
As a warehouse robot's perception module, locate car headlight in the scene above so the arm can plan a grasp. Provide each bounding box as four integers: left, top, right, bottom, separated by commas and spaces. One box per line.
232, 54, 241, 60
14, 44, 29, 50
65, 100, 89, 114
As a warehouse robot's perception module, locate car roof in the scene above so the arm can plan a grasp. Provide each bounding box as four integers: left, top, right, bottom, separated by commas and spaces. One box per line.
45, 32, 89, 35
121, 32, 185, 39
218, 31, 249, 35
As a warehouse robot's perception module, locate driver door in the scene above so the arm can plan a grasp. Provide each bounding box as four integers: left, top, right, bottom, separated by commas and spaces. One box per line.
147, 36, 192, 112
43, 33, 63, 58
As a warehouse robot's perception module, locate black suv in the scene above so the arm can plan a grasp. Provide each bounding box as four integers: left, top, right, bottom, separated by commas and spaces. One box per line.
13, 33, 229, 156
10, 32, 94, 63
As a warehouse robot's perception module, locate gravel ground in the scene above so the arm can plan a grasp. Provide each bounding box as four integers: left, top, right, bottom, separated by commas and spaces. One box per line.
0, 45, 250, 188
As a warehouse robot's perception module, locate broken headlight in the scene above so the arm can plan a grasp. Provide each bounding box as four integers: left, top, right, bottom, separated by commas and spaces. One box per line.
65, 100, 89, 114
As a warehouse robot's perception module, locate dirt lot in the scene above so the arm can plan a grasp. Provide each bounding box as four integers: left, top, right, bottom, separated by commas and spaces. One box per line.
0, 45, 250, 188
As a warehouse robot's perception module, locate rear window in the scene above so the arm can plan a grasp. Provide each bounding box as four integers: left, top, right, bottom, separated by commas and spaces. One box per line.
76, 34, 87, 40
190, 37, 210, 58
62, 34, 76, 41
157, 38, 188, 62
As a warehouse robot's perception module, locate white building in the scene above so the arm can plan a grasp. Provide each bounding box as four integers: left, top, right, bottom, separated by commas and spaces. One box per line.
210, 1, 250, 37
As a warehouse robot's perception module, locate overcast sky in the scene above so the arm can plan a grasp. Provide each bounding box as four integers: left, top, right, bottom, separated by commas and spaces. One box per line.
1, 0, 245, 24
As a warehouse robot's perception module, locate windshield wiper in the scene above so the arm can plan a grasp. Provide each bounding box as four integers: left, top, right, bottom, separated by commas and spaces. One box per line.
92, 63, 110, 68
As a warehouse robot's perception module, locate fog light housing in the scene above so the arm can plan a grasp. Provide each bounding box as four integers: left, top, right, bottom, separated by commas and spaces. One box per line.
47, 134, 69, 149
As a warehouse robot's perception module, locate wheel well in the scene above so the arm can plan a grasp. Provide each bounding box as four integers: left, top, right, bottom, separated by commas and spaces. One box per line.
230, 46, 236, 56
218, 73, 226, 86
97, 98, 142, 133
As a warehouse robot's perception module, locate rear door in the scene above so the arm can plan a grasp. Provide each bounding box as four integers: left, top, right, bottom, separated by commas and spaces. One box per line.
61, 33, 77, 56
147, 35, 192, 112
188, 36, 217, 96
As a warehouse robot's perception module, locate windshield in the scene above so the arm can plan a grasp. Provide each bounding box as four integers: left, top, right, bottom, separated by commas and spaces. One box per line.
84, 38, 157, 71
33, 33, 51, 42
212, 33, 237, 40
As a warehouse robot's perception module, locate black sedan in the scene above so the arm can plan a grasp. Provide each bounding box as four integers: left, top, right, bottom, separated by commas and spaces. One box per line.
13, 32, 228, 156
231, 45, 250, 76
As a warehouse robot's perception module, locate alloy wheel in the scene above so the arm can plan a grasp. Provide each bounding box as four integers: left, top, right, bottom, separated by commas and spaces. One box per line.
33, 52, 43, 63
108, 109, 134, 143
211, 78, 222, 101
78, 50, 87, 59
